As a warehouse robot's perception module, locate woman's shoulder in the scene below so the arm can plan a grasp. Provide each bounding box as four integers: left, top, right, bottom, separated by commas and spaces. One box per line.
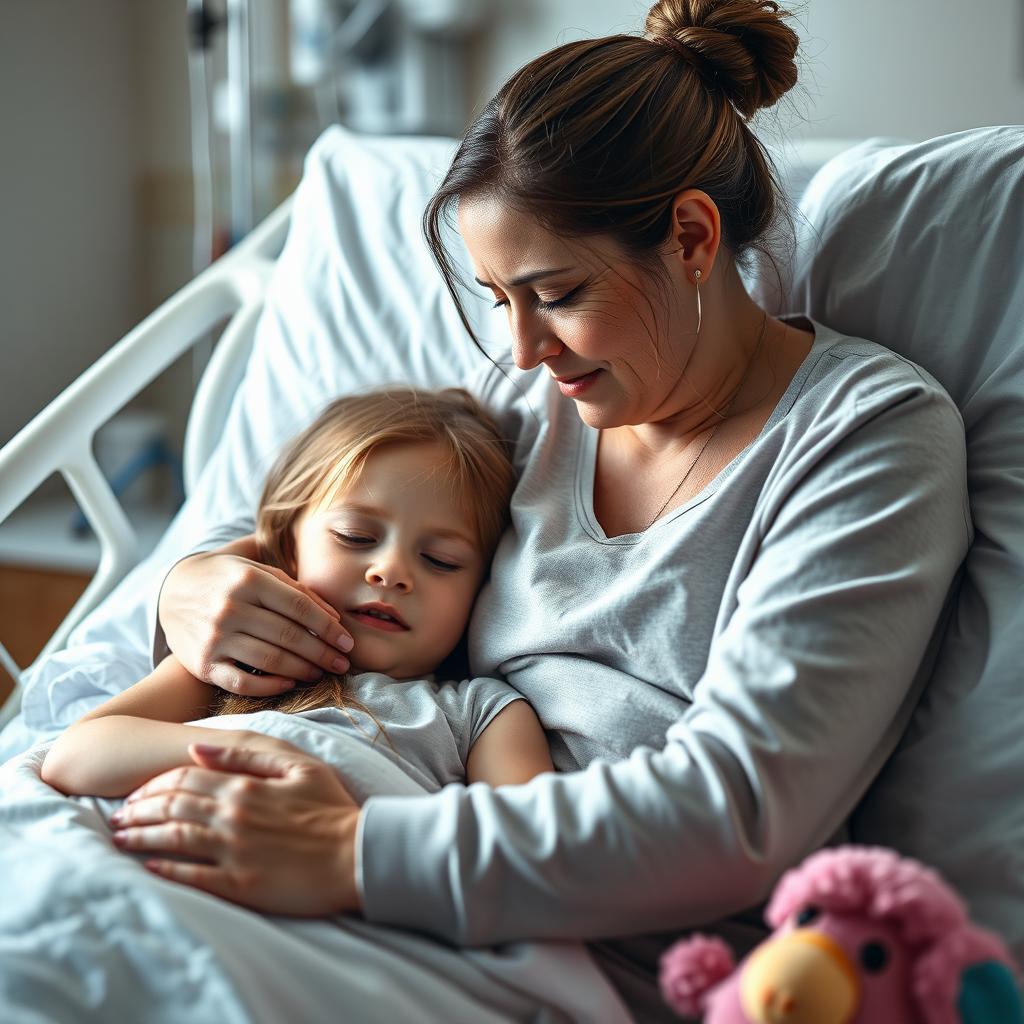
791, 317, 963, 426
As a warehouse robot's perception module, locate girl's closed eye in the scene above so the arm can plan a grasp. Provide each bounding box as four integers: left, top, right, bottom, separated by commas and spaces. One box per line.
423, 553, 462, 573
333, 531, 374, 546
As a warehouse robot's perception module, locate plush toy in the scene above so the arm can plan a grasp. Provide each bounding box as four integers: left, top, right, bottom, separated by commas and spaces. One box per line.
659, 846, 1023, 1023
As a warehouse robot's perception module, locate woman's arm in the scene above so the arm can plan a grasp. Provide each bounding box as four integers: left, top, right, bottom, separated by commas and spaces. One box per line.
40, 655, 289, 796
465, 701, 553, 786
354, 385, 973, 945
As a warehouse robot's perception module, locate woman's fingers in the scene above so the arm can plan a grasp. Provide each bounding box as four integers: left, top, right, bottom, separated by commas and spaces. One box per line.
117, 744, 362, 916
206, 597, 354, 695
256, 565, 352, 652
241, 606, 352, 675
123, 745, 296, 808
159, 551, 352, 685
262, 566, 349, 638
206, 659, 298, 697
126, 763, 228, 803
112, 791, 217, 827
188, 741, 308, 777
143, 859, 227, 895
113, 820, 218, 861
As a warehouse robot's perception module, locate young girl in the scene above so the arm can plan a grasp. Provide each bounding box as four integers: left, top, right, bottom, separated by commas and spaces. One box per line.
41, 387, 553, 797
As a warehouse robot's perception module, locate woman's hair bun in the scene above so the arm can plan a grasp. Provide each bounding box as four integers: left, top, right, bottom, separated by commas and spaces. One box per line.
645, 0, 799, 119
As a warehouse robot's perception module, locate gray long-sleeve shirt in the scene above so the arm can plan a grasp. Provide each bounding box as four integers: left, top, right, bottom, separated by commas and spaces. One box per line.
358, 316, 971, 1014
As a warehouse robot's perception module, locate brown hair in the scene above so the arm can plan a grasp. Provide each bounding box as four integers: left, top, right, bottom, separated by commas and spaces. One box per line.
210, 386, 517, 722
424, 0, 801, 343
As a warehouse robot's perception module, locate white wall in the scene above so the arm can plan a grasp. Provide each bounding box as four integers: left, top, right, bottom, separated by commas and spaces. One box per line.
0, 1, 305, 455
471, 0, 1024, 142
3, 0, 1019, 453
0, 0, 141, 449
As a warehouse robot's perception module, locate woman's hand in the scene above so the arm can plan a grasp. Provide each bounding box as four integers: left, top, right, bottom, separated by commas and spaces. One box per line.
111, 742, 362, 917
159, 538, 354, 695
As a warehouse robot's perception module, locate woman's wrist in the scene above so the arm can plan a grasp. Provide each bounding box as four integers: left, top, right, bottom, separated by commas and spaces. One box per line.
335, 807, 364, 913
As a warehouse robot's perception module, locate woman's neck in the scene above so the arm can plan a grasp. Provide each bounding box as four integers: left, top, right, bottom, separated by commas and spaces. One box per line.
608, 297, 780, 464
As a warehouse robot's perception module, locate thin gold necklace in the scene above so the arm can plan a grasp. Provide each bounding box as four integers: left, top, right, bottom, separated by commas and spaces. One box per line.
644, 312, 768, 530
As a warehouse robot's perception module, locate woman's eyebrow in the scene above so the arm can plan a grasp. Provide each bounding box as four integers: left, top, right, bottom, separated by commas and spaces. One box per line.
474, 266, 573, 289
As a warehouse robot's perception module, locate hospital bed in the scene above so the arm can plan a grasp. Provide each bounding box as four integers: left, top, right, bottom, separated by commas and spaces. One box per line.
0, 124, 1021, 1017
0, 129, 856, 719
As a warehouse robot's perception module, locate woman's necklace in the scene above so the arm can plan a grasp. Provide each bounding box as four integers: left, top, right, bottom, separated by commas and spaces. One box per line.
644, 312, 768, 530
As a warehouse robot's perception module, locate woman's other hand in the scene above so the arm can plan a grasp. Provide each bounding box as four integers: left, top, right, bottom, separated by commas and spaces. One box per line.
113, 742, 362, 917
158, 537, 353, 695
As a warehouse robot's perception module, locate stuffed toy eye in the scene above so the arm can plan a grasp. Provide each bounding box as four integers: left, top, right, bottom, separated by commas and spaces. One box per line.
859, 940, 889, 973
795, 905, 820, 926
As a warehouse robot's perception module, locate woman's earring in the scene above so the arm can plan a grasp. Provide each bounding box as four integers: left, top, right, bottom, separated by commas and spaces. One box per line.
693, 269, 702, 336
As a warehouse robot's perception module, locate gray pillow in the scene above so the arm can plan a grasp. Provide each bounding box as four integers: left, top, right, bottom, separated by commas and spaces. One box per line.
785, 126, 1024, 959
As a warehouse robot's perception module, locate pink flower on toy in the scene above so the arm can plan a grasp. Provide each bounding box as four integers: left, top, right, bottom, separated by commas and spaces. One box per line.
659, 846, 1023, 1023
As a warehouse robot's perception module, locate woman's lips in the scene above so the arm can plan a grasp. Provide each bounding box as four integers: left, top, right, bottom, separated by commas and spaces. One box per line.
556, 370, 601, 397
349, 611, 409, 633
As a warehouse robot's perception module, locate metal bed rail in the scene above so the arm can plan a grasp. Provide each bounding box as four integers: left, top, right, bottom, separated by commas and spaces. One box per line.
0, 197, 293, 727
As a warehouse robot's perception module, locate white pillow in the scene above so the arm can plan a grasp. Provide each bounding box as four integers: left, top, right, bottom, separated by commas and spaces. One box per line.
788, 126, 1024, 959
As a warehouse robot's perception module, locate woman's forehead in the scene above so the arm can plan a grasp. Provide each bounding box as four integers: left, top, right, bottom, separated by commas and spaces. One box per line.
458, 196, 602, 283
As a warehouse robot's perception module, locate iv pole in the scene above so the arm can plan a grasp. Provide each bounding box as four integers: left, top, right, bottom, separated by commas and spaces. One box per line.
226, 0, 255, 240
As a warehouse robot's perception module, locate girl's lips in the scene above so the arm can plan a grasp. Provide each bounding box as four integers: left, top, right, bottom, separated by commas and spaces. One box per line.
556, 370, 601, 397
349, 610, 408, 633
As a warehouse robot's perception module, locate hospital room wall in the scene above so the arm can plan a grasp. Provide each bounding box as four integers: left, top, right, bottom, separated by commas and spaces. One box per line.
3, 0, 1020, 457
469, 0, 1024, 142
0, 1, 199, 460
2, 0, 1021, 481
0, 1, 143, 452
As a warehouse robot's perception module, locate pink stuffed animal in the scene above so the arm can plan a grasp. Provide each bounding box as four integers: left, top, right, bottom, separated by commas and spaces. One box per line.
660, 846, 1022, 1023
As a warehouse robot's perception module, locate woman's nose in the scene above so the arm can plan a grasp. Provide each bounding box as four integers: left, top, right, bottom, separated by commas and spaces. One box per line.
509, 308, 563, 371
365, 549, 412, 592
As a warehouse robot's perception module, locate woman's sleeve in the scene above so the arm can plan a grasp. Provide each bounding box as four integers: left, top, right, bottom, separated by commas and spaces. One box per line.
357, 383, 972, 944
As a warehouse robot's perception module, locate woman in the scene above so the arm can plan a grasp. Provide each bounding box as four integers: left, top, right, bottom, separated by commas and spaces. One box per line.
113, 0, 970, 1015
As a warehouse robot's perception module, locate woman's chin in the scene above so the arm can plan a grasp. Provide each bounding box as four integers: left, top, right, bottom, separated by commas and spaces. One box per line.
572, 401, 631, 431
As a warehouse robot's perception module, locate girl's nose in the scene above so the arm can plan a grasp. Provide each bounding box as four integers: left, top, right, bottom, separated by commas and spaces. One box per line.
509, 308, 563, 370
365, 549, 412, 592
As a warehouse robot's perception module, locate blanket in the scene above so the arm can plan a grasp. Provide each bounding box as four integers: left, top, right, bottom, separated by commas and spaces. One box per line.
0, 712, 633, 1023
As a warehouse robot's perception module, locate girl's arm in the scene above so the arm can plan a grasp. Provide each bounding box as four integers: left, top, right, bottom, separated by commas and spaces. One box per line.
40, 655, 287, 798
74, 653, 215, 726
465, 700, 553, 787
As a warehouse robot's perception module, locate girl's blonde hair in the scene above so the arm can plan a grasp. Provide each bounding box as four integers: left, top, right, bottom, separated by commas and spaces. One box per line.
210, 386, 517, 720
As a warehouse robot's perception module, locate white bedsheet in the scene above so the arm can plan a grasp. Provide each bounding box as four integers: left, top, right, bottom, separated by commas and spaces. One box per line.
0, 711, 633, 1024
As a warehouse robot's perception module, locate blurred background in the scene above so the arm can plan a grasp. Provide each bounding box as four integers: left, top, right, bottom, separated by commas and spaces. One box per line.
0, 0, 1021, 688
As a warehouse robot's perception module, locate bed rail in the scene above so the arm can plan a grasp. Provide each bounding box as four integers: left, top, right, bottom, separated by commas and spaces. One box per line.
0, 197, 293, 725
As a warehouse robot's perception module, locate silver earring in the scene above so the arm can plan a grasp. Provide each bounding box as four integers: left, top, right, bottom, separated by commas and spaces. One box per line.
693, 269, 702, 336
